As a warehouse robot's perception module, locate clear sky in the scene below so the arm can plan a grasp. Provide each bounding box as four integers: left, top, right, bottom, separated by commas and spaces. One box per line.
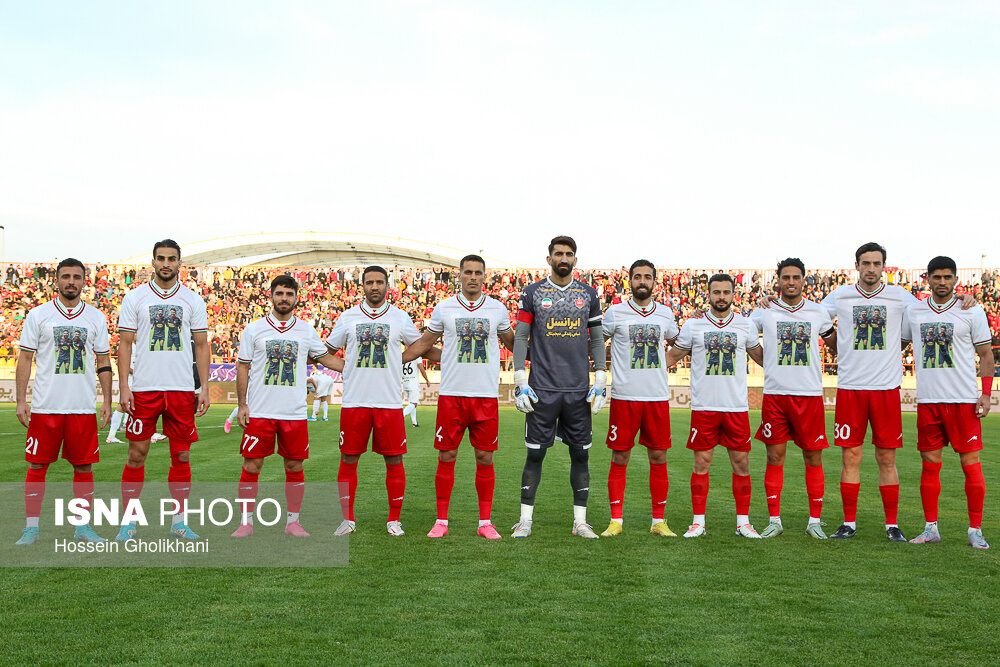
1, 1, 997, 270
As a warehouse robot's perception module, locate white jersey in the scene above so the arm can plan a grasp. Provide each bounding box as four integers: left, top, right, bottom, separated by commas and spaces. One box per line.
821, 283, 918, 390
19, 300, 110, 414
603, 300, 679, 401
327, 301, 420, 408
903, 297, 992, 404
311, 371, 335, 396
750, 298, 834, 397
118, 281, 208, 392
237, 314, 329, 420
402, 358, 422, 387
427, 294, 512, 398
674, 312, 759, 412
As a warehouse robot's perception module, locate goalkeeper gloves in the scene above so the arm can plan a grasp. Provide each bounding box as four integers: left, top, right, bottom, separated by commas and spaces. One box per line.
513, 370, 539, 414
587, 370, 608, 414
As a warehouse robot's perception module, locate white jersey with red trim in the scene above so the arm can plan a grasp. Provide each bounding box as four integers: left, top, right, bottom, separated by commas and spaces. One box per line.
903, 297, 991, 404
118, 281, 208, 392
603, 300, 679, 401
327, 301, 420, 408
674, 312, 759, 411
238, 314, 329, 420
820, 283, 918, 390
750, 298, 834, 397
19, 300, 110, 413
428, 294, 511, 397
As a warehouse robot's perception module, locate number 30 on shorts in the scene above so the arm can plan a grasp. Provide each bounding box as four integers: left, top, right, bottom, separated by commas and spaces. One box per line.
833, 423, 851, 441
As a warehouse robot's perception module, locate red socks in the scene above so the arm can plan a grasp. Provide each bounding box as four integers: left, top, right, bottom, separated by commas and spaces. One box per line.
608, 462, 627, 521
167, 452, 191, 511
690, 472, 710, 516
25, 465, 48, 519
841, 481, 860, 523
337, 460, 358, 521
732, 473, 751, 515
121, 465, 145, 504
649, 462, 668, 520
920, 460, 942, 523
764, 464, 783, 517
238, 467, 259, 515
284, 469, 305, 514
385, 462, 406, 522
879, 484, 900, 525
963, 462, 985, 529
804, 464, 824, 520
475, 462, 495, 522
435, 459, 456, 521
72, 470, 94, 514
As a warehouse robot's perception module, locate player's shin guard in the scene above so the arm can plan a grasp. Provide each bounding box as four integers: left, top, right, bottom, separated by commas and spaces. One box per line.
25, 465, 49, 521
72, 470, 94, 515
386, 462, 405, 522
764, 464, 783, 517
920, 460, 943, 523
520, 448, 546, 506
475, 462, 495, 521
337, 460, 358, 521
649, 462, 668, 521
238, 468, 259, 522
284, 469, 305, 515
691, 472, 710, 517
732, 473, 751, 516
841, 481, 860, 523
569, 446, 590, 507
608, 462, 627, 521
434, 459, 456, 521
804, 464, 824, 520
121, 465, 145, 505
879, 484, 900, 525
167, 452, 191, 523
962, 462, 985, 529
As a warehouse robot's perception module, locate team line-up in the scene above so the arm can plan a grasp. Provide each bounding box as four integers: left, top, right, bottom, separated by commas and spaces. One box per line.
13, 236, 994, 549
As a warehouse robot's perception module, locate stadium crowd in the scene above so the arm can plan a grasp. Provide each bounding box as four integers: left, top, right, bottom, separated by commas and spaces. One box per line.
2, 262, 999, 373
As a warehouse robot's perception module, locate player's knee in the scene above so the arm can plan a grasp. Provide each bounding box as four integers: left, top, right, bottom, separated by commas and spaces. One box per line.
525, 447, 547, 465
283, 458, 304, 473
438, 449, 458, 464
959, 451, 980, 467
28, 462, 49, 472
611, 450, 631, 466
842, 446, 863, 468
72, 463, 93, 474
474, 449, 493, 466
647, 448, 667, 466
568, 446, 589, 464
874, 447, 896, 468
340, 454, 360, 465
766, 449, 785, 466
384, 454, 403, 466
731, 456, 750, 476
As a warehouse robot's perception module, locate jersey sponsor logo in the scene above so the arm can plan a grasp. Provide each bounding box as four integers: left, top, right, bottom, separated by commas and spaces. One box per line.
629, 323, 661, 369
919, 322, 955, 369
264, 339, 299, 386
852, 305, 887, 350
53, 325, 89, 375
455, 317, 490, 363
545, 317, 582, 338
355, 322, 390, 368
703, 331, 736, 376
148, 304, 184, 352
541, 298, 553, 309
777, 321, 811, 367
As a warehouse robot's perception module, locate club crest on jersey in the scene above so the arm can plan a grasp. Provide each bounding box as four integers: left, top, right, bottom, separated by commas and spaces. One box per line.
541, 298, 553, 309
574, 298, 585, 308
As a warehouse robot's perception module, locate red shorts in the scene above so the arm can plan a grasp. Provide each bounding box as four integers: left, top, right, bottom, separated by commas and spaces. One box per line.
917, 403, 983, 453
755, 394, 829, 450
434, 396, 499, 451
241, 418, 310, 460
340, 407, 407, 456
834, 388, 903, 448
688, 411, 752, 452
25, 413, 99, 465
128, 391, 199, 446
606, 399, 671, 451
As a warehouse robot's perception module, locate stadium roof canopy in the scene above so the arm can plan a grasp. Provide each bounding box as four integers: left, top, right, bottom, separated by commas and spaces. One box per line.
121, 232, 513, 269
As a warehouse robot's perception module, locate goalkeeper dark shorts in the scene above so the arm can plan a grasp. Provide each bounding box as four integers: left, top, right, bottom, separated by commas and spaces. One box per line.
525, 389, 592, 449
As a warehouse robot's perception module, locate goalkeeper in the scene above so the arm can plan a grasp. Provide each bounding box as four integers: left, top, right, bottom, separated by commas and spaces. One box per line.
510, 236, 608, 540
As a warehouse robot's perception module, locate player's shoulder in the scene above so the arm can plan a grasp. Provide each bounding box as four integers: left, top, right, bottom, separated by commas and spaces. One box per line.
26, 300, 55, 320
572, 279, 599, 296
178, 283, 206, 304
800, 298, 827, 313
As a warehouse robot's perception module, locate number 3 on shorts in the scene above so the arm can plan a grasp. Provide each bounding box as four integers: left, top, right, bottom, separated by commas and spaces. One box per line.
609, 425, 618, 442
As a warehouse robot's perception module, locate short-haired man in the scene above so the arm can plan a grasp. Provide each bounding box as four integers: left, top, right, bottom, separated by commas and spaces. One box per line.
15, 259, 113, 545
230, 276, 344, 538
903, 256, 993, 549
665, 273, 764, 538
600, 260, 679, 537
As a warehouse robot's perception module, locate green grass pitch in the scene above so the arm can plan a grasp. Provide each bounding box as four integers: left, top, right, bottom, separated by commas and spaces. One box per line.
0, 404, 997, 664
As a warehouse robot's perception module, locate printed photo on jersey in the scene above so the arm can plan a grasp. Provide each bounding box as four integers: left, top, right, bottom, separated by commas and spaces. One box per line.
148, 304, 184, 351
777, 321, 811, 366
356, 323, 389, 368
703, 331, 736, 376
852, 305, 886, 350
53, 325, 88, 375
919, 322, 955, 369
264, 339, 298, 385
455, 317, 489, 363
628, 323, 660, 369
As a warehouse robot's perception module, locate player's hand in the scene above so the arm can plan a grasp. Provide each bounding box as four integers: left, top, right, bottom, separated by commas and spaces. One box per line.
513, 370, 538, 414
196, 390, 211, 417
756, 295, 777, 309
16, 401, 30, 428
587, 370, 608, 414
960, 293, 977, 310
119, 386, 134, 416
975, 394, 991, 419
237, 405, 250, 429
99, 401, 112, 428
690, 308, 705, 319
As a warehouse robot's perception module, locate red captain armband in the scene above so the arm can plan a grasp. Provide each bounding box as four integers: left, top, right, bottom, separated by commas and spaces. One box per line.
983, 377, 993, 396
517, 310, 533, 324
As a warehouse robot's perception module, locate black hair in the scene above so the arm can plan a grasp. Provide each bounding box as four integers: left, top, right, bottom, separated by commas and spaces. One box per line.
708, 272, 735, 290
56, 258, 86, 276
362, 265, 389, 282
460, 254, 486, 271
628, 259, 656, 280
927, 256, 957, 276
855, 242, 886, 264
548, 235, 577, 254
271, 275, 299, 292
152, 239, 182, 258
776, 257, 805, 277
